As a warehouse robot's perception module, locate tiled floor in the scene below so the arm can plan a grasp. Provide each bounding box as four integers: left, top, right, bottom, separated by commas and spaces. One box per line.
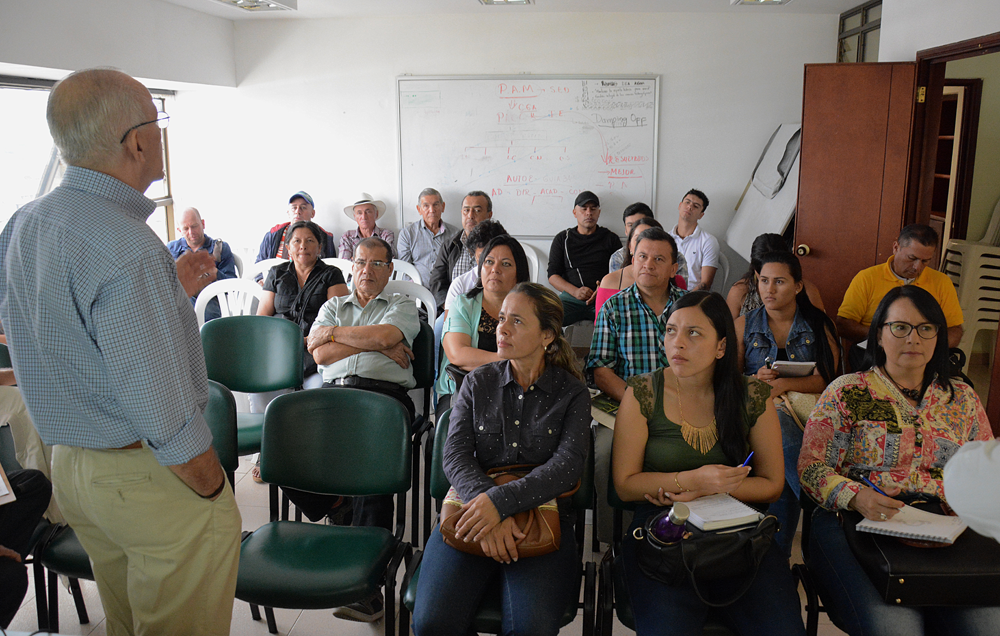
9, 456, 846, 636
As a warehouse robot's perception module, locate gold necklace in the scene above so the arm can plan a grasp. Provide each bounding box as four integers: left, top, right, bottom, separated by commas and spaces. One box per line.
674, 374, 719, 454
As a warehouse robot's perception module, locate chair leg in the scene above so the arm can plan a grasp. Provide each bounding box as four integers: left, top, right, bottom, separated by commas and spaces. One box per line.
69, 578, 89, 624
583, 561, 597, 636
264, 606, 278, 634
32, 560, 48, 631
249, 603, 262, 621
47, 569, 59, 633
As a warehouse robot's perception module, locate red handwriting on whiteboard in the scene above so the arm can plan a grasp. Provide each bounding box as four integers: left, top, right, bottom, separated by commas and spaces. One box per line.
497, 83, 538, 98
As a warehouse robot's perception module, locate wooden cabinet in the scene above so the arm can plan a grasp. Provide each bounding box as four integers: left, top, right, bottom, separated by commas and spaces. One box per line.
794, 63, 917, 320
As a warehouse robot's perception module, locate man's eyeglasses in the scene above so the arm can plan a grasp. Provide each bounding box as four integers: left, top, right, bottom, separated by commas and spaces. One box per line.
353, 259, 389, 270
882, 321, 940, 339
119, 112, 170, 144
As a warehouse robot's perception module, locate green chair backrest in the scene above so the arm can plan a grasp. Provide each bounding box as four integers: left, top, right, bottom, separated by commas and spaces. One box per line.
201, 315, 303, 393
411, 321, 435, 390
205, 380, 238, 474
260, 388, 411, 496
429, 406, 593, 510
0, 343, 11, 368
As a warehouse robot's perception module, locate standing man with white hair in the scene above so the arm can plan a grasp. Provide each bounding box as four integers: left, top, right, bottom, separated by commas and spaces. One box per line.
0, 68, 242, 636
339, 192, 396, 260
396, 187, 459, 286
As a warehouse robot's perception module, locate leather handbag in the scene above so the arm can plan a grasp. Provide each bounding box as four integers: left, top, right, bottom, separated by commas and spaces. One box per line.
439, 465, 579, 559
632, 510, 779, 607
841, 503, 1000, 606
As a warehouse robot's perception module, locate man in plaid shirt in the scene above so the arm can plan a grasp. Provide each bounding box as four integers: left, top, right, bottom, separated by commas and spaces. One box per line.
585, 227, 685, 543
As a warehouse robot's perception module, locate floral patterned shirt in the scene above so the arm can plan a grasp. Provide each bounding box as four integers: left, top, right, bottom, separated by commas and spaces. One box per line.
798, 367, 991, 510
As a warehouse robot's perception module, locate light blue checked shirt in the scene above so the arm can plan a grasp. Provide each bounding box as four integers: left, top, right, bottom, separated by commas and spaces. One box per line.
0, 167, 213, 466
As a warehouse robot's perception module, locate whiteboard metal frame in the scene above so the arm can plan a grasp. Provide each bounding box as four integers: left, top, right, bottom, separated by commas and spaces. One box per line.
395, 74, 660, 240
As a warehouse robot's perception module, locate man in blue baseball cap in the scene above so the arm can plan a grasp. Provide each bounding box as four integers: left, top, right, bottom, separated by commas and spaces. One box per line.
254, 191, 337, 271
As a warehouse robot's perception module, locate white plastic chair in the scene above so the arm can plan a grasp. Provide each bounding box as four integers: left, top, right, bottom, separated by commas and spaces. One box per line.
231, 253, 243, 278
242, 257, 287, 282
322, 258, 355, 284
194, 278, 266, 328
390, 259, 423, 286
521, 242, 540, 284
384, 280, 437, 324
714, 251, 731, 293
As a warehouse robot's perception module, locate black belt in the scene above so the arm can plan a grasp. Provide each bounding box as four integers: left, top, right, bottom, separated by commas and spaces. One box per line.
328, 376, 404, 394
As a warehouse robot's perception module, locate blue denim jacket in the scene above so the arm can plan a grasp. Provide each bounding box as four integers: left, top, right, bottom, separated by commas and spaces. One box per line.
743, 305, 817, 374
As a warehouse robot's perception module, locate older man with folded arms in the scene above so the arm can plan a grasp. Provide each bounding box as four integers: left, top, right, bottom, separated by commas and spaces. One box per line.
0, 68, 240, 636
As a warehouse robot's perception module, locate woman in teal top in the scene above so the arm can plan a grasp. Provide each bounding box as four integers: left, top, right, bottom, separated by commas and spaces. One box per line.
611, 291, 805, 635
435, 234, 530, 414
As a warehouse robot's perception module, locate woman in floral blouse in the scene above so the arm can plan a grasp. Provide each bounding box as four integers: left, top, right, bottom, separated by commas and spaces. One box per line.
799, 285, 998, 636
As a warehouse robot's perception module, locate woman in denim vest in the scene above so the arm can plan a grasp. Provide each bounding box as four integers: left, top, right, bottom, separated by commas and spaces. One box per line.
734, 251, 840, 557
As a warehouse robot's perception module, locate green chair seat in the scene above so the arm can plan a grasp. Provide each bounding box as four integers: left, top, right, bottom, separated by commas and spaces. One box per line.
41, 527, 93, 582
403, 555, 581, 632
236, 413, 264, 457
237, 522, 396, 609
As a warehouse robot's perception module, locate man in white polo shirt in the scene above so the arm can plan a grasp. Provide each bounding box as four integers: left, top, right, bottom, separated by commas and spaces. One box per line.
668, 188, 720, 291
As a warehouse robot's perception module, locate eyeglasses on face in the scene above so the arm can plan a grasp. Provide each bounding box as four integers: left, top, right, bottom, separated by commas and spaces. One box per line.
119, 111, 170, 144
882, 321, 940, 339
353, 259, 389, 270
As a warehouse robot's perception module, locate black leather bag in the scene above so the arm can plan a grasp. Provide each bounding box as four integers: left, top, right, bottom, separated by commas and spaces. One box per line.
632, 512, 779, 607
841, 503, 1000, 606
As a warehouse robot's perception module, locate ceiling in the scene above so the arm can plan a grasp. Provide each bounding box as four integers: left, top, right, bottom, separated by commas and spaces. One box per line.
161, 0, 865, 21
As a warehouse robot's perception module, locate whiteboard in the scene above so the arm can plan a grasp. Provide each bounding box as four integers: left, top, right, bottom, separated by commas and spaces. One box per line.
397, 76, 659, 238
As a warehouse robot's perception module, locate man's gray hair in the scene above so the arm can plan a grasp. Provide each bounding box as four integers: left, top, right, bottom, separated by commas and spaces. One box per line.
418, 187, 442, 203
357, 236, 393, 263
46, 68, 148, 168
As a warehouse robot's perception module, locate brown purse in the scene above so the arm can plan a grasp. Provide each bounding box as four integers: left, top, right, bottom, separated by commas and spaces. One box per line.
439, 465, 580, 558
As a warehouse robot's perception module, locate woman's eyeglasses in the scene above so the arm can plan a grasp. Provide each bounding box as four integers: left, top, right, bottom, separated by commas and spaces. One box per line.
882, 321, 940, 339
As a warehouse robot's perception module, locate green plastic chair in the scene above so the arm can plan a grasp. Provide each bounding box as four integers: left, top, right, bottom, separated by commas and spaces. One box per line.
408, 320, 437, 547
200, 315, 304, 456
401, 408, 597, 636
0, 342, 12, 368
205, 380, 239, 486
236, 388, 411, 636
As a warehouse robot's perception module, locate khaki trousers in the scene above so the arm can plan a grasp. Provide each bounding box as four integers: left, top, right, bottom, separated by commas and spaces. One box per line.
52, 444, 242, 636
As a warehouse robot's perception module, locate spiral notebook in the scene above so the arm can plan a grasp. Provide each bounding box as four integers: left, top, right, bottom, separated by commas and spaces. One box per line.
856, 504, 968, 544
685, 494, 764, 531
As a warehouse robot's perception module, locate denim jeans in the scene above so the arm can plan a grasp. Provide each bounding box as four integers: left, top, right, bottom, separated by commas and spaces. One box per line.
412, 521, 579, 636
0, 469, 51, 628
808, 507, 1000, 635
770, 407, 805, 558
621, 506, 805, 636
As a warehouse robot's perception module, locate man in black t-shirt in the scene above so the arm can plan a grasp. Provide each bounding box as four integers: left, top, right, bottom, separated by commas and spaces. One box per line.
547, 191, 623, 325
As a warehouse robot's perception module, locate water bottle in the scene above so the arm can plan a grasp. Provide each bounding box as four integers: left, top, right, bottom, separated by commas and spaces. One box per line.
649, 503, 689, 545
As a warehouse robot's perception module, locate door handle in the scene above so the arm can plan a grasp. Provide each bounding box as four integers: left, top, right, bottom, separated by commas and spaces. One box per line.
796, 244, 811, 257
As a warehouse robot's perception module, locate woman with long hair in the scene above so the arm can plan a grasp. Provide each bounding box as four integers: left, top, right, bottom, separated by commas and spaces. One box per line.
734, 250, 840, 555
413, 283, 590, 636
612, 291, 804, 635
726, 233, 825, 319
800, 286, 998, 635
434, 234, 530, 414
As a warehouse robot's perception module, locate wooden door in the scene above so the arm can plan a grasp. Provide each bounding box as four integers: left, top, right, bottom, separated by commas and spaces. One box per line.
795, 63, 917, 321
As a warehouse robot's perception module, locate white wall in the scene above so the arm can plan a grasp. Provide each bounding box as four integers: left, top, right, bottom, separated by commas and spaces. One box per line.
880, 0, 1000, 63
0, 0, 236, 87
946, 54, 1000, 243
167, 11, 837, 290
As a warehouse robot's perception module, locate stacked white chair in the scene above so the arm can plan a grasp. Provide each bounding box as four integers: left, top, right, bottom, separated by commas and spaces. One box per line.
941, 239, 1000, 370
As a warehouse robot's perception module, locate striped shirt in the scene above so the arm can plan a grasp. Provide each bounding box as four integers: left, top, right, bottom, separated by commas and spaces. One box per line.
0, 167, 212, 466
586, 282, 686, 380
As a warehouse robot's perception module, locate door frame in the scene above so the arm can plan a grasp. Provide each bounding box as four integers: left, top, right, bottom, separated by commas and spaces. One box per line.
909, 31, 1000, 433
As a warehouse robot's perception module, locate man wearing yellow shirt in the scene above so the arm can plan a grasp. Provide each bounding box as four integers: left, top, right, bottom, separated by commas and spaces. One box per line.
837, 224, 963, 369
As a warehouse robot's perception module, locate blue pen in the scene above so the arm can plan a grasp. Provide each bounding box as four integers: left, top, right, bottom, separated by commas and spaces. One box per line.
861, 475, 888, 497
741, 451, 754, 467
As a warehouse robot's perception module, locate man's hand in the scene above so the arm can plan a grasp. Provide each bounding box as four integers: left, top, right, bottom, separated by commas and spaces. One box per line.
381, 341, 414, 369
572, 286, 595, 303
0, 545, 22, 563
168, 447, 228, 500
307, 325, 336, 354
176, 251, 217, 298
